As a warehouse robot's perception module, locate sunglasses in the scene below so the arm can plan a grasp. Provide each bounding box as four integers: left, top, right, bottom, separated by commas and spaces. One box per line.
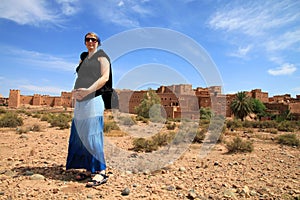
85, 37, 98, 43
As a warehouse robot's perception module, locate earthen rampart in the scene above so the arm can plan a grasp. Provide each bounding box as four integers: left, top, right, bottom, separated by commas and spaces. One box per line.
6, 85, 300, 119
8, 89, 73, 108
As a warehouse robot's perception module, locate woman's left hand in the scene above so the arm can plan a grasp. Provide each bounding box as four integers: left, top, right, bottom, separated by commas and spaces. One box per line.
73, 88, 90, 101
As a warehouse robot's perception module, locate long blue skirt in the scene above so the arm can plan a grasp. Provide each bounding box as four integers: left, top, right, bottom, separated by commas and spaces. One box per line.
66, 96, 106, 173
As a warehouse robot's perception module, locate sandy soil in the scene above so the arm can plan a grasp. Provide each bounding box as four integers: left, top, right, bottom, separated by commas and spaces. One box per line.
0, 109, 299, 200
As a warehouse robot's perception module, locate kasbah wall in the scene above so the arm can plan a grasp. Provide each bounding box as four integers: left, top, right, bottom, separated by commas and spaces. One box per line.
4, 84, 300, 119
7, 90, 73, 108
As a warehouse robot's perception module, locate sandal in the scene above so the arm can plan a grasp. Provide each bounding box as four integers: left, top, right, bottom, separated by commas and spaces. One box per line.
86, 173, 108, 187
75, 173, 91, 181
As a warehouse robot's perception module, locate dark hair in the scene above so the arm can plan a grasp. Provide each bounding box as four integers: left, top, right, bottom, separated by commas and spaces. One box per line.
84, 32, 101, 45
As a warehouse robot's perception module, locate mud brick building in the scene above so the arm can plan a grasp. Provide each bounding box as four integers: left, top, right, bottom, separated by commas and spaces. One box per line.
6, 85, 300, 119
118, 85, 300, 119
265, 94, 300, 119
0, 94, 8, 106
8, 89, 73, 108
119, 85, 226, 118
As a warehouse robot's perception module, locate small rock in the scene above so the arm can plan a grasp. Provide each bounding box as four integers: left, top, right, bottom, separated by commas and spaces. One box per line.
222, 183, 229, 187
25, 171, 34, 176
223, 189, 238, 200
4, 170, 15, 177
293, 189, 300, 194
250, 190, 257, 196
125, 170, 132, 175
19, 134, 28, 139
30, 174, 45, 180
121, 187, 130, 196
241, 186, 250, 197
187, 189, 197, 199
179, 167, 186, 172
143, 170, 150, 175
52, 188, 59, 194
176, 184, 184, 190
165, 185, 175, 191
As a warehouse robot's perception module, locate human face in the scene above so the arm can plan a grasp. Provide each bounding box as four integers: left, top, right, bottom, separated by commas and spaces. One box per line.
85, 35, 98, 51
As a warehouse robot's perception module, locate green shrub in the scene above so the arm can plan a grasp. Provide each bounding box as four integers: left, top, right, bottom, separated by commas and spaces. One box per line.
226, 136, 254, 153
132, 138, 158, 152
277, 121, 295, 132
150, 116, 165, 123
0, 112, 23, 128
242, 120, 254, 128
152, 132, 173, 146
276, 134, 300, 147
193, 129, 206, 143
31, 124, 42, 132
132, 132, 175, 152
166, 122, 176, 130
104, 121, 120, 133
244, 128, 253, 133
199, 119, 210, 126
0, 107, 6, 114
41, 113, 54, 122
32, 113, 41, 119
267, 128, 278, 134
16, 127, 29, 134
119, 116, 136, 126
258, 120, 277, 129
226, 119, 242, 130
49, 113, 71, 129
135, 115, 149, 123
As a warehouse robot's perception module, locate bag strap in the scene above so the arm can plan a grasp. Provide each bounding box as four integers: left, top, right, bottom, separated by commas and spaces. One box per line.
75, 52, 88, 73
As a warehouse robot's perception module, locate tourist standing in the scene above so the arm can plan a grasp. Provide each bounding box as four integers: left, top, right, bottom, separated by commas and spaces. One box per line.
66, 32, 110, 187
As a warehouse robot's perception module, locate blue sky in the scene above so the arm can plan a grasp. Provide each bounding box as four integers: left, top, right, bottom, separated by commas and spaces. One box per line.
0, 0, 299, 98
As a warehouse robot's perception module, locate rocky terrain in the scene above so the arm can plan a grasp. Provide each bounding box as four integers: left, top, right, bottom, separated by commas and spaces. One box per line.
0, 109, 299, 200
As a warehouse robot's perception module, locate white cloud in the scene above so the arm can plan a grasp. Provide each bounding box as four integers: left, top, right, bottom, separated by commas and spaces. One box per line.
0, 0, 80, 26
0, 0, 60, 26
268, 63, 297, 76
89, 0, 153, 28
118, 1, 124, 7
20, 84, 66, 94
265, 29, 300, 51
56, 0, 79, 16
208, 1, 300, 36
268, 56, 283, 65
2, 46, 76, 72
209, 0, 300, 70
132, 4, 152, 15
229, 45, 252, 58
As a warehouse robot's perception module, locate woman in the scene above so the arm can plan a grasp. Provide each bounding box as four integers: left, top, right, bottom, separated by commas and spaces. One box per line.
66, 32, 110, 187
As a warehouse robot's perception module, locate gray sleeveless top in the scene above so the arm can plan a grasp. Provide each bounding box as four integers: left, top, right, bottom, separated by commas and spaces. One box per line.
74, 49, 110, 101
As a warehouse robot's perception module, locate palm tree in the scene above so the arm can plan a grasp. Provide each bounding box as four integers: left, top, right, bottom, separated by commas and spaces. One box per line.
230, 91, 253, 121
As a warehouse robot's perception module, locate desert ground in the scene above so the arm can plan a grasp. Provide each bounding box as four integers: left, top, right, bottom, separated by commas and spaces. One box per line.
0, 107, 299, 200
